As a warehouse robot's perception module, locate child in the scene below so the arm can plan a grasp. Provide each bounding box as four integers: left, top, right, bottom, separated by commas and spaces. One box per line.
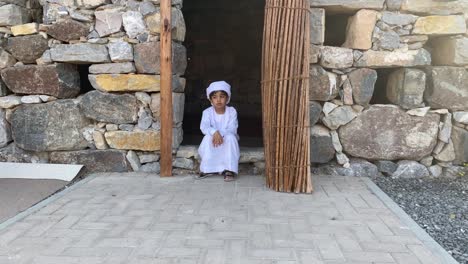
198, 81, 240, 182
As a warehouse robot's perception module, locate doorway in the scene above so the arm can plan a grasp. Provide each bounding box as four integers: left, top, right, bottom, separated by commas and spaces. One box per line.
182, 0, 265, 147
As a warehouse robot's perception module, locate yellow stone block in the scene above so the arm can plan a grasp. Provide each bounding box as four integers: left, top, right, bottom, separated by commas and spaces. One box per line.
105, 130, 160, 151
413, 15, 466, 35
89, 74, 161, 92
11, 23, 39, 36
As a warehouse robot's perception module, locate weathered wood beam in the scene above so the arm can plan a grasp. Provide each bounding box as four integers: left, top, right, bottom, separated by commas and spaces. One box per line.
160, 0, 173, 177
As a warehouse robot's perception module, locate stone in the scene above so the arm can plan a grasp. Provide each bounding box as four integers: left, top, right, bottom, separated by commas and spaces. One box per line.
70, 9, 94, 23
50, 44, 110, 64
381, 12, 417, 26
0, 143, 48, 163
105, 130, 160, 151
0, 49, 17, 69
310, 101, 322, 126
342, 9, 379, 50
386, 68, 426, 109
137, 107, 153, 130
79, 90, 138, 124
139, 1, 156, 16
75, 0, 110, 8
413, 15, 466, 35
439, 113, 452, 143
89, 62, 136, 74
322, 102, 338, 116
339, 105, 440, 160
424, 67, 468, 111
310, 125, 335, 164
434, 140, 456, 162
1, 64, 80, 99
20, 95, 41, 104
431, 36, 468, 66
173, 157, 195, 170
320, 46, 354, 69
108, 41, 133, 62
0, 4, 31, 26
316, 158, 380, 177
451, 126, 468, 165
372, 28, 400, 51
92, 130, 108, 150
140, 162, 160, 173
176, 145, 198, 159
400, 35, 428, 44
400, 0, 468, 15
453, 112, 468, 124
50, 150, 130, 174
10, 100, 91, 151
126, 150, 141, 171
134, 42, 187, 75
106, 124, 118, 131
119, 124, 134, 131
145, 7, 186, 42
36, 50, 53, 65
310, 8, 325, 45
336, 152, 349, 165
392, 160, 430, 178
149, 92, 185, 124
95, 10, 123, 37
406, 107, 430, 117
6, 35, 48, 64
420, 156, 434, 167
428, 165, 443, 177
172, 77, 186, 93
135, 92, 152, 106
309, 0, 385, 12
330, 130, 342, 153
0, 95, 21, 109
322, 105, 357, 130
11, 23, 38, 36
309, 66, 338, 101
46, 19, 88, 42
310, 45, 320, 64
173, 125, 183, 149
0, 109, 11, 147
342, 79, 353, 105
374, 160, 398, 176
122, 11, 145, 39
139, 153, 159, 163
348, 68, 377, 106
89, 74, 161, 92
354, 49, 431, 68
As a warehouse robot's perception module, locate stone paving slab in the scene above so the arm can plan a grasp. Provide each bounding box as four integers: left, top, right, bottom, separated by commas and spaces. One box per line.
0, 173, 455, 264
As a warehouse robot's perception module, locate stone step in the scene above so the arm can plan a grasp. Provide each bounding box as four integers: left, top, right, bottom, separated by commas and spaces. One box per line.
176, 145, 264, 163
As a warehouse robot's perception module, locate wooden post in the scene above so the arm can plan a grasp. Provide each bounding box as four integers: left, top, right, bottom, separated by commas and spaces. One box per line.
160, 0, 173, 177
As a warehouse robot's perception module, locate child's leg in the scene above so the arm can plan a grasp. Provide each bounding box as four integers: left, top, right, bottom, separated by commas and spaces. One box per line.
221, 134, 240, 174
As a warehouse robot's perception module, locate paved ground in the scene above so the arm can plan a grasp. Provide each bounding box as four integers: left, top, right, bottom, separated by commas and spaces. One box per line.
0, 173, 455, 264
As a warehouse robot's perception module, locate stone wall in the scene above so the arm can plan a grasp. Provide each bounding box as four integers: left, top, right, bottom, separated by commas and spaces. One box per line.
0, 0, 187, 174
1, 0, 467, 178
309, 0, 468, 178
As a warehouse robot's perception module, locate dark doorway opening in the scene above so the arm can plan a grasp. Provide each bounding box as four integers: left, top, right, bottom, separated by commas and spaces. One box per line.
182, 0, 265, 147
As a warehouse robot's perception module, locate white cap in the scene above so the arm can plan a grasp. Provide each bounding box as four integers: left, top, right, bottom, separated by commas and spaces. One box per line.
206, 81, 231, 103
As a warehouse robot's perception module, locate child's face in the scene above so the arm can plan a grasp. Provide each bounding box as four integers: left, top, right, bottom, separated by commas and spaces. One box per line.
210, 91, 228, 112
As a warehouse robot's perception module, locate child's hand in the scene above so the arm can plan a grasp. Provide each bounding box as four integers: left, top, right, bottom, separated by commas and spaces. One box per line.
212, 131, 224, 147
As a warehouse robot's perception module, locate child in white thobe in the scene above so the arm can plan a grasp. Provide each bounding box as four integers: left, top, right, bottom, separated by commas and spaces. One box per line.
198, 81, 240, 181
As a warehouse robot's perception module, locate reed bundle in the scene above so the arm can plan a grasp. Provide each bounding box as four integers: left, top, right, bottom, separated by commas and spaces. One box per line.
261, 0, 312, 193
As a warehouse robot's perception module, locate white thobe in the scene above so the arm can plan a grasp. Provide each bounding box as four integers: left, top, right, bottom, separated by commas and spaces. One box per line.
198, 106, 240, 174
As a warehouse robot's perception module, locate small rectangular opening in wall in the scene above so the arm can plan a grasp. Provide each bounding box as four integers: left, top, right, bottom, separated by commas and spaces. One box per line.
182, 0, 265, 147
77, 65, 94, 94
324, 13, 350, 47
370, 69, 393, 105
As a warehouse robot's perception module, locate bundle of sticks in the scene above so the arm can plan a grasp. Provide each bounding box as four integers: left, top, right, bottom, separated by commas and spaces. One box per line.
261, 0, 312, 193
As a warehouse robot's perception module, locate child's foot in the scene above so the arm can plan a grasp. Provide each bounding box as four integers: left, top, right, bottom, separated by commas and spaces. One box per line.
223, 170, 236, 182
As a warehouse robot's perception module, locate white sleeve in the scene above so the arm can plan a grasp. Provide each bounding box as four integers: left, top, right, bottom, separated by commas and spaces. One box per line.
200, 109, 217, 136
219, 108, 238, 137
